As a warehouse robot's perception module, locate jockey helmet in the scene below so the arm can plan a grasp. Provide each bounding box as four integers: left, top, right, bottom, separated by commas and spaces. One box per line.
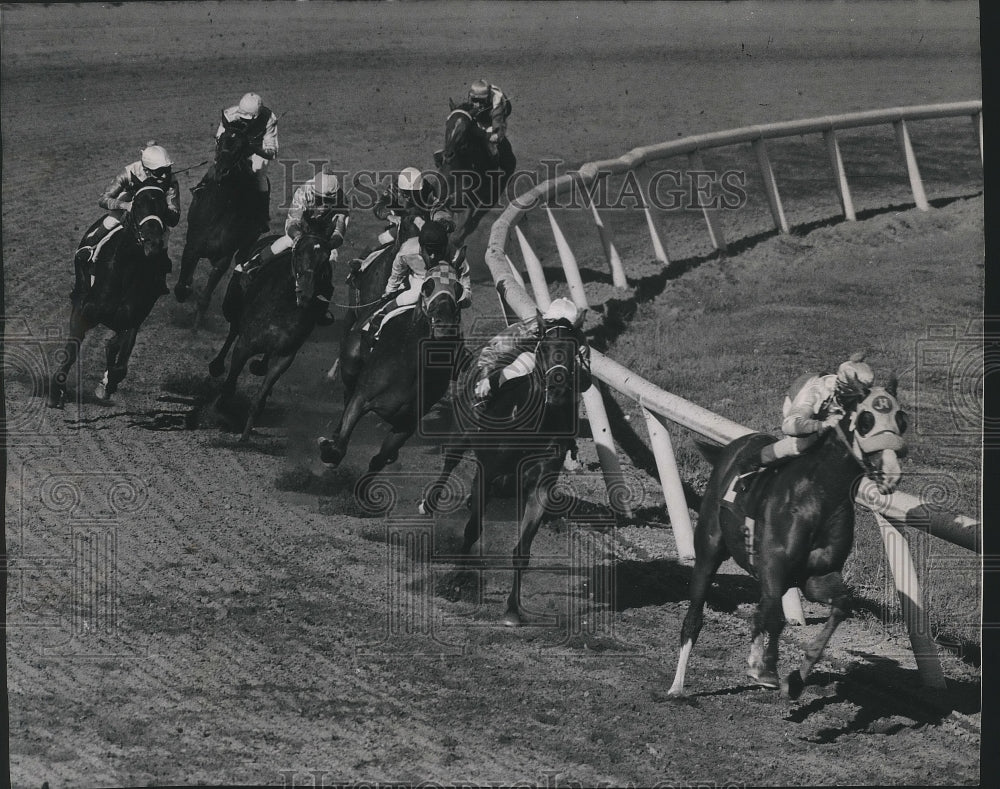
469, 79, 490, 104
543, 297, 580, 325
237, 92, 263, 119
835, 358, 875, 401
397, 167, 424, 192
140, 144, 173, 180
315, 171, 340, 198
419, 220, 450, 260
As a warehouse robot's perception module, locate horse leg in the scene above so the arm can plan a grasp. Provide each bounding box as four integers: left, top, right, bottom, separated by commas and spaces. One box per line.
94, 331, 123, 402
208, 323, 239, 378
241, 352, 296, 442
668, 508, 730, 697
47, 309, 87, 408
503, 469, 552, 626
418, 438, 470, 515
748, 583, 786, 690
175, 244, 199, 303
317, 391, 368, 467
194, 256, 231, 330
105, 327, 139, 397
783, 571, 849, 700
216, 336, 252, 414
368, 423, 415, 474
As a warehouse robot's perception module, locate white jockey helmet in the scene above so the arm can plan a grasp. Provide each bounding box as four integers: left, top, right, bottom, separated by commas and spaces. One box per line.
397, 167, 424, 192
140, 144, 172, 172
469, 79, 490, 103
836, 358, 875, 400
543, 297, 579, 325
237, 92, 263, 119
315, 171, 340, 197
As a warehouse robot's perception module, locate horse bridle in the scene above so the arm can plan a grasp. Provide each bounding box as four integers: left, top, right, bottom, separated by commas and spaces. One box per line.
127, 184, 166, 250
423, 265, 462, 335
538, 323, 574, 398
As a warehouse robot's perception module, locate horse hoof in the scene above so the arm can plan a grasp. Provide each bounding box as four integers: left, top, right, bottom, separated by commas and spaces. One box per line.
248, 358, 267, 376
747, 668, 780, 690
94, 384, 112, 403
326, 360, 340, 382
318, 438, 342, 466
174, 283, 191, 303
502, 611, 524, 627
417, 499, 428, 516
782, 670, 805, 700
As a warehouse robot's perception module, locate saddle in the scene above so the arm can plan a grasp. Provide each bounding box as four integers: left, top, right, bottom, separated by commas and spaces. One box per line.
358, 301, 415, 347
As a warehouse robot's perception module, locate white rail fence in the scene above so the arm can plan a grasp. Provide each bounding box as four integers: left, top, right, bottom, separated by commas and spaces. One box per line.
481, 102, 983, 688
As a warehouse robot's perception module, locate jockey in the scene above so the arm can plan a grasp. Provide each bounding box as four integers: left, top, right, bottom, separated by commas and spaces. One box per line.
381, 220, 471, 311
467, 78, 516, 178
373, 167, 454, 244
472, 297, 591, 407
350, 168, 456, 286
74, 142, 181, 296
361, 220, 471, 344
756, 356, 876, 468
215, 92, 279, 233
250, 169, 349, 272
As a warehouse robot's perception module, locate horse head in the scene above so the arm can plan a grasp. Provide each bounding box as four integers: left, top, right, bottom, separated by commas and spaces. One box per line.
126, 178, 169, 258
442, 104, 489, 171
841, 373, 908, 494
418, 263, 463, 339
534, 318, 583, 409
290, 225, 332, 309
214, 119, 253, 180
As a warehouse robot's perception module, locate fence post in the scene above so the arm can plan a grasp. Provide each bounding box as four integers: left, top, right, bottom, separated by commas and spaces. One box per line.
752, 138, 790, 234
823, 129, 856, 221
686, 150, 728, 252
513, 225, 552, 310
640, 407, 694, 560
584, 190, 629, 289
893, 119, 929, 211
545, 206, 589, 310
874, 513, 947, 688
637, 164, 670, 265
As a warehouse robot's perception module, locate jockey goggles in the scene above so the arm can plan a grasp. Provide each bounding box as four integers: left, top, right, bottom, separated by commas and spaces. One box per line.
147, 166, 172, 180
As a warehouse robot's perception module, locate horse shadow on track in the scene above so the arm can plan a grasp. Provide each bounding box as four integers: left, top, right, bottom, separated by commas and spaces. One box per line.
782, 658, 981, 741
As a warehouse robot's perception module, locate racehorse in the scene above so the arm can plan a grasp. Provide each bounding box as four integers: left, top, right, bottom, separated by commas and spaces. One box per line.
435, 100, 514, 246
47, 181, 172, 407
174, 119, 260, 325
317, 263, 465, 475
419, 318, 589, 626
209, 220, 335, 441
667, 377, 908, 700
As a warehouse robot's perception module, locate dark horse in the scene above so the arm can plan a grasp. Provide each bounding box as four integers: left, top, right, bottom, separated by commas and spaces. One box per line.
174, 119, 260, 324
419, 318, 589, 626
667, 378, 908, 700
435, 101, 514, 246
317, 263, 465, 475
47, 182, 171, 407
209, 220, 334, 441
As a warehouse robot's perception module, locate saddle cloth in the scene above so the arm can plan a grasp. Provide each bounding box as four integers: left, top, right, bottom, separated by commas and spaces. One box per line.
360, 303, 415, 342
720, 468, 770, 569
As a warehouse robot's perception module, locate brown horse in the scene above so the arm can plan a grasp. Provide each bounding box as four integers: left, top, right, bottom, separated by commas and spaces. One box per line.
209, 222, 335, 441
174, 120, 260, 326
667, 377, 908, 700
435, 102, 514, 246
419, 318, 590, 625
318, 263, 465, 475
47, 182, 171, 407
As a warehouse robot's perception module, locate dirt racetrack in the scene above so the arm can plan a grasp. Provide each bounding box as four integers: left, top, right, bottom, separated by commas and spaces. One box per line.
2, 2, 985, 786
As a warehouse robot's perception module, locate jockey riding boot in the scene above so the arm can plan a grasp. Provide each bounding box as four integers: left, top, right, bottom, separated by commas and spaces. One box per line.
191, 165, 218, 193
497, 138, 517, 181
247, 244, 275, 277
345, 258, 363, 287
